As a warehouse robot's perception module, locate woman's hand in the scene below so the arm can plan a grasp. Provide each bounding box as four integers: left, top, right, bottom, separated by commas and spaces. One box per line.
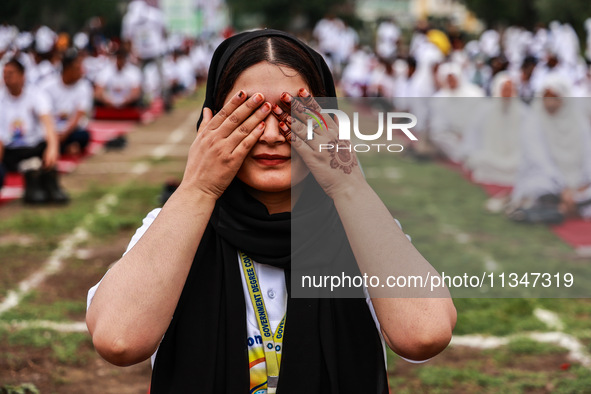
180, 90, 271, 199
273, 88, 366, 200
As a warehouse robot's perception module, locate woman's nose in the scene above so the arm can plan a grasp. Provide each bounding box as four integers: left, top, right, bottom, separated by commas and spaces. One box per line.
258, 111, 287, 144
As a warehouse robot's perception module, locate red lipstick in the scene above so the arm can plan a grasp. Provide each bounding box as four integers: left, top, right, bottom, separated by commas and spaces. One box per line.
253, 154, 290, 166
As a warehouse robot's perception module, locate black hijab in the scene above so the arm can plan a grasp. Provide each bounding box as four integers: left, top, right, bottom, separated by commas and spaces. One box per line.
150, 29, 388, 394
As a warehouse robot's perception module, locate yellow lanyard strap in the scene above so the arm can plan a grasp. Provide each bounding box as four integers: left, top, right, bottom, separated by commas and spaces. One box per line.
240, 251, 285, 393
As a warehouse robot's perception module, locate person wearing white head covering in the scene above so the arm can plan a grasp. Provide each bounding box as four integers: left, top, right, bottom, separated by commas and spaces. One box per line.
462, 72, 528, 186
430, 62, 485, 163
121, 0, 170, 108
530, 24, 549, 60
29, 26, 58, 86
340, 46, 374, 97
73, 32, 89, 51
376, 19, 401, 61
480, 29, 501, 59
510, 74, 591, 219
433, 62, 485, 98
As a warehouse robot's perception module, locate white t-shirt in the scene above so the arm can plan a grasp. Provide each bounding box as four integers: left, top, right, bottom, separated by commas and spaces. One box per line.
0, 86, 51, 147
87, 209, 423, 393
95, 63, 142, 106
27, 59, 57, 86
82, 54, 111, 83
39, 75, 92, 134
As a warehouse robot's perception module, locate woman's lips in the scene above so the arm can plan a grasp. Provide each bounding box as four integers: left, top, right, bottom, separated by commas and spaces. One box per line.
253, 154, 290, 166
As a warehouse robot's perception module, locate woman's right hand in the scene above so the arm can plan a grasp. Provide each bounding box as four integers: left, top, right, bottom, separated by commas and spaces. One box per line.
179, 90, 271, 199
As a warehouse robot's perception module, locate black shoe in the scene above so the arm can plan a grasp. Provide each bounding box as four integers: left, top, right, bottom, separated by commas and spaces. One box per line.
105, 135, 127, 150
23, 170, 50, 204
41, 169, 70, 204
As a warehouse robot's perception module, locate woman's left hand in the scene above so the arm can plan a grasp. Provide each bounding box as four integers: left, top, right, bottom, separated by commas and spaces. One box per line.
274, 88, 366, 200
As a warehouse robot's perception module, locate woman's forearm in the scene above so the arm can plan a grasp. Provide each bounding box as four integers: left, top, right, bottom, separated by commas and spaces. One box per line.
332, 181, 457, 360
86, 187, 216, 366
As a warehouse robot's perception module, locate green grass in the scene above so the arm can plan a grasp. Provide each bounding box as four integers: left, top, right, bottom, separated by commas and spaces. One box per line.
0, 292, 86, 322
365, 150, 591, 390
361, 152, 591, 298
0, 327, 92, 365
0, 182, 161, 241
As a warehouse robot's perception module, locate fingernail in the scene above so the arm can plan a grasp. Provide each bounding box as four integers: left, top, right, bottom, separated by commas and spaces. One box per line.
281, 92, 292, 103
253, 93, 263, 104
299, 88, 310, 97
273, 104, 283, 115
278, 122, 291, 139
237, 90, 245, 99
258, 121, 265, 129
261, 102, 272, 112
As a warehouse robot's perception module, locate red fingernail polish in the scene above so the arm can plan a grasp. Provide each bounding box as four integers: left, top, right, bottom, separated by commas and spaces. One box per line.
253, 93, 263, 103
237, 90, 245, 98
281, 92, 292, 102
273, 104, 282, 114
299, 88, 310, 97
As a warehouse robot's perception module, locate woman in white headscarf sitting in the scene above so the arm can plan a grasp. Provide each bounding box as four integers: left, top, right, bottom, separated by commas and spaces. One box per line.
462, 72, 529, 187
508, 74, 591, 223
430, 62, 485, 163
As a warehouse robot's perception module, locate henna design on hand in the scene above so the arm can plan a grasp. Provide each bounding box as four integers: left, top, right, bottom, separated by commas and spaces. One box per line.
327, 139, 358, 174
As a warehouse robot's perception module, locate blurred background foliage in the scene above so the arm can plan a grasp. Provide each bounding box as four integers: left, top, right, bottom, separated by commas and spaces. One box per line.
0, 0, 123, 38
461, 0, 590, 37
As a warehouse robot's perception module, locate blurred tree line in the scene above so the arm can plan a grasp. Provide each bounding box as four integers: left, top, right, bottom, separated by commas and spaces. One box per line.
0, 0, 123, 37
461, 0, 590, 38
225, 0, 360, 33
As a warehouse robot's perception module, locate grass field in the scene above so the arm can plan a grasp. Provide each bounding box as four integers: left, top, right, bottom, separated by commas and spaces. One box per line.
1, 93, 590, 393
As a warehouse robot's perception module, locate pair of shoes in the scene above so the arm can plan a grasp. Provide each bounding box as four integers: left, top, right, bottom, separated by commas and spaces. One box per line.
507, 206, 564, 224
23, 169, 69, 205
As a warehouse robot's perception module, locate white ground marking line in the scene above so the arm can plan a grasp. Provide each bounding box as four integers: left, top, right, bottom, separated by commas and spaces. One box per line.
0, 186, 24, 199
0, 320, 88, 333
451, 332, 591, 369
452, 307, 591, 369
0, 194, 118, 316
483, 255, 499, 271
131, 162, 151, 175
450, 334, 509, 349
534, 308, 565, 331
150, 113, 196, 160
0, 111, 198, 318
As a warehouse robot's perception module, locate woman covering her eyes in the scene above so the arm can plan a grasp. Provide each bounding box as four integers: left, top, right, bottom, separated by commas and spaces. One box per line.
86, 29, 457, 394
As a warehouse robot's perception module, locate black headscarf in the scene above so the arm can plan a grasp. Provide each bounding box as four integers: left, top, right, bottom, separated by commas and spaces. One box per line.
150, 29, 388, 394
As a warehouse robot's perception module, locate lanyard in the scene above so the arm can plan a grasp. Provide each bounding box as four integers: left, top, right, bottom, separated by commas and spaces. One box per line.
239, 251, 285, 393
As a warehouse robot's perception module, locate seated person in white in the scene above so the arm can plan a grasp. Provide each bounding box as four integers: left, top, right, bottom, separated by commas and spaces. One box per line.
430, 62, 485, 163
94, 48, 142, 108
462, 72, 529, 186
40, 48, 92, 155
164, 48, 196, 97
0, 57, 68, 204
510, 74, 591, 219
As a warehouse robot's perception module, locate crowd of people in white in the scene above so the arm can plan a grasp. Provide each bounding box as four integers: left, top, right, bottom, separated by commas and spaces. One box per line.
0, 0, 216, 204
1, 6, 590, 222
313, 15, 591, 223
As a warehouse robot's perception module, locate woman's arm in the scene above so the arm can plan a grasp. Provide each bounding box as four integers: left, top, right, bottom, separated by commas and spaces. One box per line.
332, 182, 456, 361
286, 89, 456, 361
86, 91, 272, 366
